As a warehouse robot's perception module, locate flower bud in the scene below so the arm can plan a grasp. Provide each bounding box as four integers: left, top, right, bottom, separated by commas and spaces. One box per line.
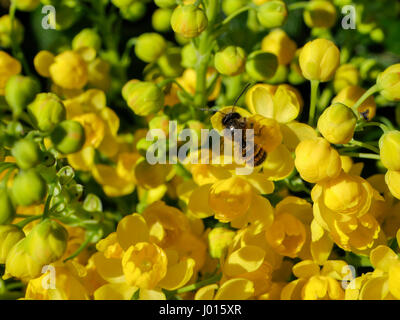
120, 2, 147, 21
377, 64, 400, 101
0, 192, 15, 225
214, 46, 246, 76
49, 51, 88, 90
51, 120, 86, 154
295, 138, 342, 183
5, 75, 40, 117
111, 0, 133, 8
333, 64, 360, 93
27, 93, 66, 132
154, 0, 177, 8
152, 8, 173, 32
14, 0, 40, 11
171, 5, 208, 39
261, 29, 297, 65
72, 28, 102, 51
25, 219, 68, 265
11, 139, 43, 170
11, 169, 47, 206
379, 131, 400, 171
303, 0, 337, 29
0, 15, 24, 48
317, 104, 357, 144
181, 43, 197, 68
125, 81, 164, 116
157, 47, 184, 78
257, 1, 288, 29
0, 51, 22, 95
246, 51, 278, 81
0, 225, 24, 264
208, 227, 235, 258
135, 33, 167, 63
299, 39, 340, 82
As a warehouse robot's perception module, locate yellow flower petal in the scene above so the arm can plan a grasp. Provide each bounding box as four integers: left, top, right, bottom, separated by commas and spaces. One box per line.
117, 214, 149, 251
214, 278, 254, 300
158, 258, 195, 291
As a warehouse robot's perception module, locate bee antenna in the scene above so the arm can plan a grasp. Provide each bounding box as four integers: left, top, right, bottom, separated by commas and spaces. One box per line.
233, 82, 253, 107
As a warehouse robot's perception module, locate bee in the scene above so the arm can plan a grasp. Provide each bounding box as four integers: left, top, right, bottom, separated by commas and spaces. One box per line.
217, 84, 267, 167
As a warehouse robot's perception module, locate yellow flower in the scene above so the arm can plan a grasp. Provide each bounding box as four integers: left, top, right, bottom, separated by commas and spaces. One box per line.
333, 64, 360, 93
266, 213, 307, 258
178, 68, 221, 101
299, 39, 340, 82
317, 103, 357, 144
49, 51, 88, 90
0, 51, 21, 95
246, 83, 303, 123
295, 138, 342, 183
332, 85, 376, 120
195, 278, 254, 300
379, 131, 400, 171
208, 227, 236, 258
122, 242, 168, 290
0, 225, 25, 264
209, 176, 254, 223
0, 15, 24, 48
25, 262, 90, 300
377, 64, 400, 101
261, 29, 297, 65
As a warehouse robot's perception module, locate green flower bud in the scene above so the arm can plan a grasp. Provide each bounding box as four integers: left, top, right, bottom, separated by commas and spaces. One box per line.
11, 139, 43, 170
126, 81, 164, 116
154, 0, 176, 8
157, 47, 184, 78
0, 225, 24, 264
152, 8, 173, 32
4, 238, 41, 280
222, 0, 248, 16
266, 64, 288, 84
0, 15, 24, 48
181, 43, 197, 68
72, 28, 102, 51
303, 0, 337, 29
215, 46, 246, 76
246, 51, 278, 81
27, 93, 66, 132
11, 169, 47, 206
370, 28, 385, 43
208, 227, 235, 258
14, 0, 40, 11
5, 75, 40, 118
257, 1, 288, 29
50, 120, 86, 154
25, 219, 68, 265
317, 104, 357, 144
121, 2, 147, 21
171, 5, 208, 39
0, 192, 15, 225
135, 33, 167, 63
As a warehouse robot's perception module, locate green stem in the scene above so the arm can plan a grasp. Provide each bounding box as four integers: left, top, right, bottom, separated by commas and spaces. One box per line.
63, 233, 94, 263
339, 152, 380, 160
157, 79, 193, 99
176, 273, 222, 294
41, 194, 53, 221
357, 121, 390, 133
288, 1, 310, 10
351, 84, 380, 117
221, 5, 253, 25
15, 215, 42, 229
308, 80, 320, 126
347, 140, 380, 154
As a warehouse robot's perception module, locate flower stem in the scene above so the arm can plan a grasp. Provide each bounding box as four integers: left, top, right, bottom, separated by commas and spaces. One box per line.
176, 273, 222, 294
351, 84, 380, 117
63, 233, 94, 263
348, 140, 380, 154
15, 215, 43, 229
221, 5, 253, 25
339, 152, 380, 160
308, 80, 320, 126
357, 121, 390, 133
